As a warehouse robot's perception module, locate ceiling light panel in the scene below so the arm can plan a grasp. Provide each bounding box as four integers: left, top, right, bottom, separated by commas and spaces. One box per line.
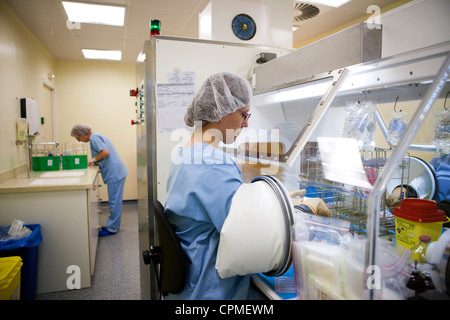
62, 1, 125, 26
298, 0, 351, 8
82, 49, 122, 61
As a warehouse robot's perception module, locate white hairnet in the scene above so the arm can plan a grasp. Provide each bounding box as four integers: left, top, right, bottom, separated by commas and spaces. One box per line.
71, 124, 92, 138
184, 72, 253, 127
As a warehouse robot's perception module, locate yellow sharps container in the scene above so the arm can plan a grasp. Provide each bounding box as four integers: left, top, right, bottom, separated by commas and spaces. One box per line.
0, 256, 23, 300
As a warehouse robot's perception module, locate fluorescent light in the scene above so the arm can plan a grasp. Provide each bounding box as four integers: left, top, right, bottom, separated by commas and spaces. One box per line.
82, 49, 122, 61
272, 80, 332, 102
62, 1, 125, 26
298, 0, 351, 8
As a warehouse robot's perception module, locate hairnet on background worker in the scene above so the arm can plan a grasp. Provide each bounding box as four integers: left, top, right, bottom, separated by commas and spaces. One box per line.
71, 124, 128, 236
164, 72, 253, 299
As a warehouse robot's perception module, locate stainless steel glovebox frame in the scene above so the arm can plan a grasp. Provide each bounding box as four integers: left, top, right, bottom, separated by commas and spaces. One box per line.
248, 41, 450, 299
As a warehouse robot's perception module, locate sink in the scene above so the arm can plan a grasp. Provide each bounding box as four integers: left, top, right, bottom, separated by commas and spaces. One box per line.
30, 171, 85, 185
29, 178, 81, 185
40, 171, 85, 178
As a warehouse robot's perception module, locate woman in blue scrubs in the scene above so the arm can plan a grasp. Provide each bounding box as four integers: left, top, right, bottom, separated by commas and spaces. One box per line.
71, 124, 128, 236
165, 72, 253, 299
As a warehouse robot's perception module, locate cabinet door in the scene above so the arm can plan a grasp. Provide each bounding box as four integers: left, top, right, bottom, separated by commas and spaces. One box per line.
89, 174, 100, 275
97, 175, 109, 227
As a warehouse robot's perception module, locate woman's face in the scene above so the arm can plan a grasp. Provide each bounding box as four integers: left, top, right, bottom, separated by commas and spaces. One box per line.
217, 106, 250, 144
76, 133, 90, 143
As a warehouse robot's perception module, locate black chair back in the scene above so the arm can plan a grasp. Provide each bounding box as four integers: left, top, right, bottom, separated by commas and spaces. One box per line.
152, 199, 187, 296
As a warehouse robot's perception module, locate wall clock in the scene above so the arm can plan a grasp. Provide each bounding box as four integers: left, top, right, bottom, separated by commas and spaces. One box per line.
231, 14, 256, 41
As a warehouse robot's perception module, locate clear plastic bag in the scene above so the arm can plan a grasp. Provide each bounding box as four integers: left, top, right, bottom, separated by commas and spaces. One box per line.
340, 236, 412, 299
292, 213, 411, 300
342, 101, 376, 152
292, 211, 349, 245
433, 110, 450, 155
292, 212, 351, 299
387, 112, 408, 146
0, 219, 32, 241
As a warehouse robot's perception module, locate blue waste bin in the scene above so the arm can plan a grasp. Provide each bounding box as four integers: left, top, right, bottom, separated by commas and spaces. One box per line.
0, 224, 42, 300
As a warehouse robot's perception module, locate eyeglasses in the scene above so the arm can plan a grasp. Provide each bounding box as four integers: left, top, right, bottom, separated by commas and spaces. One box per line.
237, 110, 251, 121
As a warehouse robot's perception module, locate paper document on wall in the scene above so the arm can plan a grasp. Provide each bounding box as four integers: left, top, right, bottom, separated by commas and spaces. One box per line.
168, 71, 195, 84
156, 80, 195, 132
318, 137, 373, 190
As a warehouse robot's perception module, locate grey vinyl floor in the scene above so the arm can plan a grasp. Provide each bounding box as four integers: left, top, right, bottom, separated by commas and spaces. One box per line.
36, 201, 141, 300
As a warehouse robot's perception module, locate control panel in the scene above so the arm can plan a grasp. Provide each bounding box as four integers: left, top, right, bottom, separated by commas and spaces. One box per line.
131, 81, 145, 125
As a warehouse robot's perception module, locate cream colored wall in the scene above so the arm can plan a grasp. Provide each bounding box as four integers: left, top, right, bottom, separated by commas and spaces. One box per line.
0, 1, 56, 178
0, 1, 137, 200
55, 61, 137, 200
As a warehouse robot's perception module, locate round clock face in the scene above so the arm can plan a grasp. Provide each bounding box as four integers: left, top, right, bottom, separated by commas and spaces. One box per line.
231, 14, 256, 41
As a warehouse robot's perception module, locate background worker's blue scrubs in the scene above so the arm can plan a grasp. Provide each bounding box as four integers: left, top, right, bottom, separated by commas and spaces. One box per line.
90, 132, 128, 234
431, 154, 450, 203
165, 143, 250, 300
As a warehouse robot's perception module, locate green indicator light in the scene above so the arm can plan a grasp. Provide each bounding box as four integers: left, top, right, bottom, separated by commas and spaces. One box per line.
150, 20, 161, 36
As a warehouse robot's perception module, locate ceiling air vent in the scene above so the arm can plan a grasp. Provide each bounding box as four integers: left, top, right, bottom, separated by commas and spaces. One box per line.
293, 2, 320, 25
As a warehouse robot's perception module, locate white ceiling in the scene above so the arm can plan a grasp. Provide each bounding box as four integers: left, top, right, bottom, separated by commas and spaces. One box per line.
4, 0, 402, 64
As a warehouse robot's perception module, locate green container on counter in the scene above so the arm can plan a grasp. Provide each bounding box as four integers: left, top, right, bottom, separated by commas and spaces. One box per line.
32, 156, 60, 171
62, 155, 88, 170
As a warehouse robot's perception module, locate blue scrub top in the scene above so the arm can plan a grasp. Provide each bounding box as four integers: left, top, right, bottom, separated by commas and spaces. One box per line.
165, 142, 250, 300
89, 132, 128, 184
431, 154, 450, 203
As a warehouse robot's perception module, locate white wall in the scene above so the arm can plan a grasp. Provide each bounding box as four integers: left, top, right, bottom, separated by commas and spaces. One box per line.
0, 2, 56, 177
56, 61, 137, 200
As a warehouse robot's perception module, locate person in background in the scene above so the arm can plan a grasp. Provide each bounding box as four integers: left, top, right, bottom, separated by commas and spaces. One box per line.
164, 72, 252, 299
431, 153, 450, 227
71, 124, 128, 236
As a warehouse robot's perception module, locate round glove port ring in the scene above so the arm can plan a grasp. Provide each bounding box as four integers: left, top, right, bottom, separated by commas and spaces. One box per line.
251, 175, 294, 277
